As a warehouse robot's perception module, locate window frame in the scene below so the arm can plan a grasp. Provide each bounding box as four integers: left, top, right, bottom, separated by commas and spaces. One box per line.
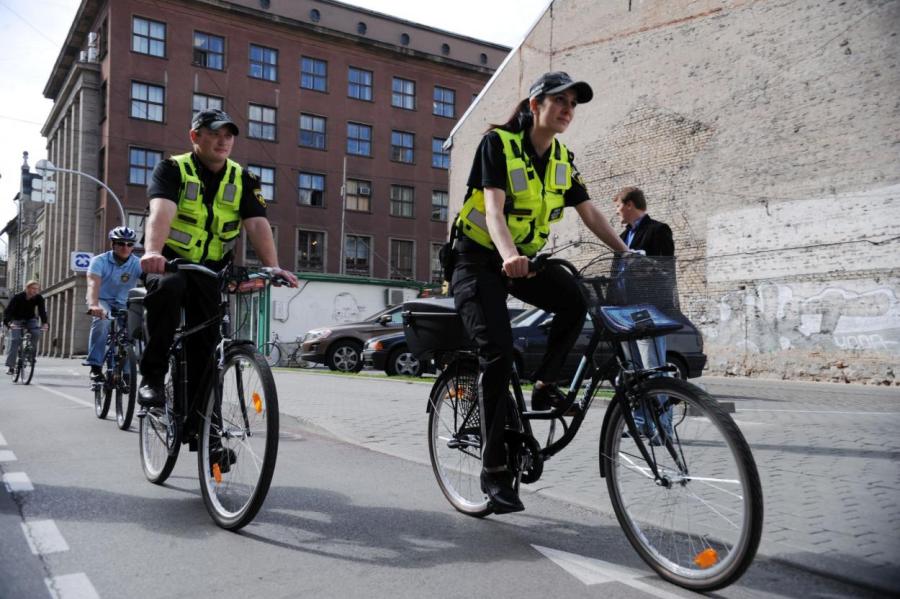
127, 146, 163, 186
344, 178, 372, 213
389, 238, 415, 280
346, 121, 373, 157
247, 164, 276, 203
296, 228, 326, 272
248, 103, 277, 141
391, 77, 416, 110
130, 81, 165, 122
431, 137, 450, 169
192, 92, 223, 115
430, 242, 444, 283
249, 43, 278, 81
390, 130, 415, 164
300, 56, 328, 92
389, 185, 415, 219
298, 171, 326, 207
347, 66, 373, 101
245, 225, 277, 266
193, 31, 225, 70
433, 85, 456, 118
132, 16, 166, 58
299, 113, 327, 150
431, 190, 449, 222
344, 234, 372, 276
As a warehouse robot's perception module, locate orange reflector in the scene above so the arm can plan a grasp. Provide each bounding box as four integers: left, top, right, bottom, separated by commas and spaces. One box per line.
693, 548, 719, 569
252, 392, 263, 413
448, 387, 457, 398
212, 463, 222, 484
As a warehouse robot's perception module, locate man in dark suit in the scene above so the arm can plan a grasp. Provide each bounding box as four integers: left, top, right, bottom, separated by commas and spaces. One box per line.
613, 186, 674, 443
613, 186, 674, 257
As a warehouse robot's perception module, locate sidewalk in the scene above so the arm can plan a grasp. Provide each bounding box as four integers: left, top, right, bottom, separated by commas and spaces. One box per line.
269, 368, 900, 594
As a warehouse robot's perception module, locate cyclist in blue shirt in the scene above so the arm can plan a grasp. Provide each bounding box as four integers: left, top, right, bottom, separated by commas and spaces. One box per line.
84, 227, 142, 381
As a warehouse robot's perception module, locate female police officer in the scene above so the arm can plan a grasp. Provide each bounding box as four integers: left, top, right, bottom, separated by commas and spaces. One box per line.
451, 72, 628, 513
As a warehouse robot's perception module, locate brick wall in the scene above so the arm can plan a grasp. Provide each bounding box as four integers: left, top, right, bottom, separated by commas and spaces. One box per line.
449, 0, 900, 384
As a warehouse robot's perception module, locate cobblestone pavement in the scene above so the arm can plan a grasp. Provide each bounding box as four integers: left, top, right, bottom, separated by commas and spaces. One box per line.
269, 368, 900, 594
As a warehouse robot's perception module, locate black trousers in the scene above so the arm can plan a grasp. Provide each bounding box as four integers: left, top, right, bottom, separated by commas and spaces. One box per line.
451, 252, 587, 471
140, 270, 220, 405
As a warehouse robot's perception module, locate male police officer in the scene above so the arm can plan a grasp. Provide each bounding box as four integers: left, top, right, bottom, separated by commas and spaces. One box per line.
138, 109, 298, 406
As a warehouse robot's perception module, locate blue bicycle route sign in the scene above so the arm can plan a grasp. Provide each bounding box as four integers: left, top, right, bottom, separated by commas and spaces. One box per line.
70, 251, 94, 272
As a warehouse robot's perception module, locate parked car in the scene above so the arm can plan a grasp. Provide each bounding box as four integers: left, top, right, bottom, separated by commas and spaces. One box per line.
300, 305, 405, 372
510, 308, 706, 382
364, 307, 527, 377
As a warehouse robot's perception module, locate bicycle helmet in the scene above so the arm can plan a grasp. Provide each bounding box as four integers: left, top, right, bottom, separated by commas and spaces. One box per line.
109, 226, 137, 242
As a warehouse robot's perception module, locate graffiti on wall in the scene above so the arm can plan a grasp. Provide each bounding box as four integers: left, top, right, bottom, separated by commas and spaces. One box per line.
695, 282, 900, 355
332, 292, 366, 323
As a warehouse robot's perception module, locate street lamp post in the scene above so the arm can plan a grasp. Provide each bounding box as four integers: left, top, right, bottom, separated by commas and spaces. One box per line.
35, 159, 126, 226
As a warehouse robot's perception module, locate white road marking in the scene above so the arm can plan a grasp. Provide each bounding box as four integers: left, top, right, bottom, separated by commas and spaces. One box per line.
0, 449, 17, 462
532, 545, 685, 598
2, 471, 34, 492
0, 432, 7, 445
22, 519, 70, 555
37, 385, 94, 408
45, 573, 100, 599
738, 408, 900, 416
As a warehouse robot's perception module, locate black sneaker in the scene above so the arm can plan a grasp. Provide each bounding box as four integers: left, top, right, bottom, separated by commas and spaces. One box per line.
138, 378, 165, 408
89, 365, 104, 383
210, 447, 237, 475
480, 469, 524, 514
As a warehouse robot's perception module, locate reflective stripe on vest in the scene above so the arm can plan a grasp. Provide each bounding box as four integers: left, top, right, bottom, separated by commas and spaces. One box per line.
456, 129, 572, 256
165, 153, 243, 262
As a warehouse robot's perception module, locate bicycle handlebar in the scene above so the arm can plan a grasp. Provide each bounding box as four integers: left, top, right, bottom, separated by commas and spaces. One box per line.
164, 260, 292, 287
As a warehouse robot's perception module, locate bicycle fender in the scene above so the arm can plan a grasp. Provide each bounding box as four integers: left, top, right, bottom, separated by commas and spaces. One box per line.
598, 393, 624, 479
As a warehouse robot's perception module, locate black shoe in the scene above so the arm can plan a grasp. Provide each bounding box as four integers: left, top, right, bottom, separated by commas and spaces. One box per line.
210, 446, 237, 475
481, 470, 524, 514
89, 365, 104, 383
531, 383, 577, 415
138, 378, 165, 408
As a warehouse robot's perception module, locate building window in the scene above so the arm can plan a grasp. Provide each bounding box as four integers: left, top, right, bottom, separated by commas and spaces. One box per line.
298, 172, 325, 207
430, 243, 444, 283
299, 113, 326, 149
400, 33, 410, 46
192, 93, 223, 115
348, 67, 372, 101
130, 81, 164, 122
247, 165, 275, 203
300, 56, 327, 91
356, 22, 367, 35
296, 229, 324, 272
347, 122, 372, 156
99, 80, 107, 123
249, 44, 278, 81
132, 17, 165, 57
432, 138, 449, 169
344, 179, 371, 212
390, 239, 414, 280
128, 147, 162, 186
98, 18, 108, 59
248, 103, 276, 140
309, 9, 321, 22
344, 235, 371, 276
433, 86, 455, 118
431, 190, 449, 222
127, 212, 146, 247
441, 43, 451, 56
391, 130, 414, 163
193, 32, 224, 70
480, 53, 488, 65
245, 225, 277, 266
390, 185, 414, 218
392, 77, 415, 110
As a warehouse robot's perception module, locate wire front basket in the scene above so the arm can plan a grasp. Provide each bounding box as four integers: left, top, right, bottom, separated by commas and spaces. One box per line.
576, 254, 679, 321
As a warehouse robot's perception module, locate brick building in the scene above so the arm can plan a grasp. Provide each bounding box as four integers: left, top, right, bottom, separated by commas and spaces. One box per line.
38, 0, 507, 357
447, 0, 900, 383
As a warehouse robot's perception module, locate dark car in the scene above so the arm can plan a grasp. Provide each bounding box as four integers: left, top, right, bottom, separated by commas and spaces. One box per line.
300, 305, 405, 372
510, 308, 706, 382
364, 307, 526, 377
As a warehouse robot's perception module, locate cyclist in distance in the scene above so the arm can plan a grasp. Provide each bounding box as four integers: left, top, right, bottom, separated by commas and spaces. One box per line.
84, 226, 142, 382
3, 280, 48, 375
138, 108, 298, 408
449, 71, 629, 512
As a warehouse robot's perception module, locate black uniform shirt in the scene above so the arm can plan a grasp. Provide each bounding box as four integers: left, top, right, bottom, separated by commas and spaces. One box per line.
3, 292, 48, 325
458, 130, 590, 253
147, 153, 266, 266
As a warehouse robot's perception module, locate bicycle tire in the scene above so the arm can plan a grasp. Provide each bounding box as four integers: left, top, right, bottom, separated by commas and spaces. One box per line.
427, 362, 492, 517
12, 358, 21, 383
94, 363, 112, 419
198, 345, 279, 530
602, 378, 763, 591
116, 347, 138, 430
139, 356, 180, 484
22, 348, 35, 385
262, 342, 281, 368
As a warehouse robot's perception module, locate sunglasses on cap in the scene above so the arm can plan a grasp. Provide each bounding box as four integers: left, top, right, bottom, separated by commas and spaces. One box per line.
113, 241, 135, 247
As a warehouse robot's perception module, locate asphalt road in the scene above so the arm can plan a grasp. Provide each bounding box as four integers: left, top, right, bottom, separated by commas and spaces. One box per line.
0, 359, 889, 598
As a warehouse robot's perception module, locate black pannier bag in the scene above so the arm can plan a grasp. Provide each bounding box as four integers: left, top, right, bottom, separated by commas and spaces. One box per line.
402, 297, 474, 359
126, 287, 147, 341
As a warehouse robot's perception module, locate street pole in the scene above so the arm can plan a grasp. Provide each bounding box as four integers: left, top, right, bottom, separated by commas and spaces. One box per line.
38, 163, 126, 226
16, 152, 28, 290
339, 156, 347, 275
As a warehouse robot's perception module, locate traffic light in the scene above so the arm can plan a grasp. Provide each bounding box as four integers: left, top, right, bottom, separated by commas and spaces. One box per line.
20, 171, 41, 201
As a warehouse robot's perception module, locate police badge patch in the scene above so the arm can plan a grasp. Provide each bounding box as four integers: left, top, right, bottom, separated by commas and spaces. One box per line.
254, 188, 267, 206
121, 273, 131, 283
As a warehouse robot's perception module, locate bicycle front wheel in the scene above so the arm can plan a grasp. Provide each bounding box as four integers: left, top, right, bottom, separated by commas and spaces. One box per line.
116, 348, 138, 430
22, 351, 35, 385
427, 362, 492, 517
94, 368, 111, 419
602, 378, 763, 591
262, 342, 281, 368
199, 345, 279, 530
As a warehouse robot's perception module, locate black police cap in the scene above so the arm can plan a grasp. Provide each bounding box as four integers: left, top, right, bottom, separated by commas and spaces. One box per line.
191, 109, 239, 135
528, 71, 593, 104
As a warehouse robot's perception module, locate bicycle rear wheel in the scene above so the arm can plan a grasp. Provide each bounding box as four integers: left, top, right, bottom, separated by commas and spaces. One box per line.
139, 357, 180, 484
427, 361, 492, 517
94, 363, 111, 419
602, 378, 763, 591
262, 342, 281, 368
115, 348, 138, 430
198, 345, 279, 530
22, 350, 35, 385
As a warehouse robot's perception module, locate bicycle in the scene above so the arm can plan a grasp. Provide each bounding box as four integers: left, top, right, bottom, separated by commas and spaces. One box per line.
138, 261, 284, 530
8, 324, 36, 385
406, 252, 763, 591
261, 331, 308, 368
88, 308, 138, 430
